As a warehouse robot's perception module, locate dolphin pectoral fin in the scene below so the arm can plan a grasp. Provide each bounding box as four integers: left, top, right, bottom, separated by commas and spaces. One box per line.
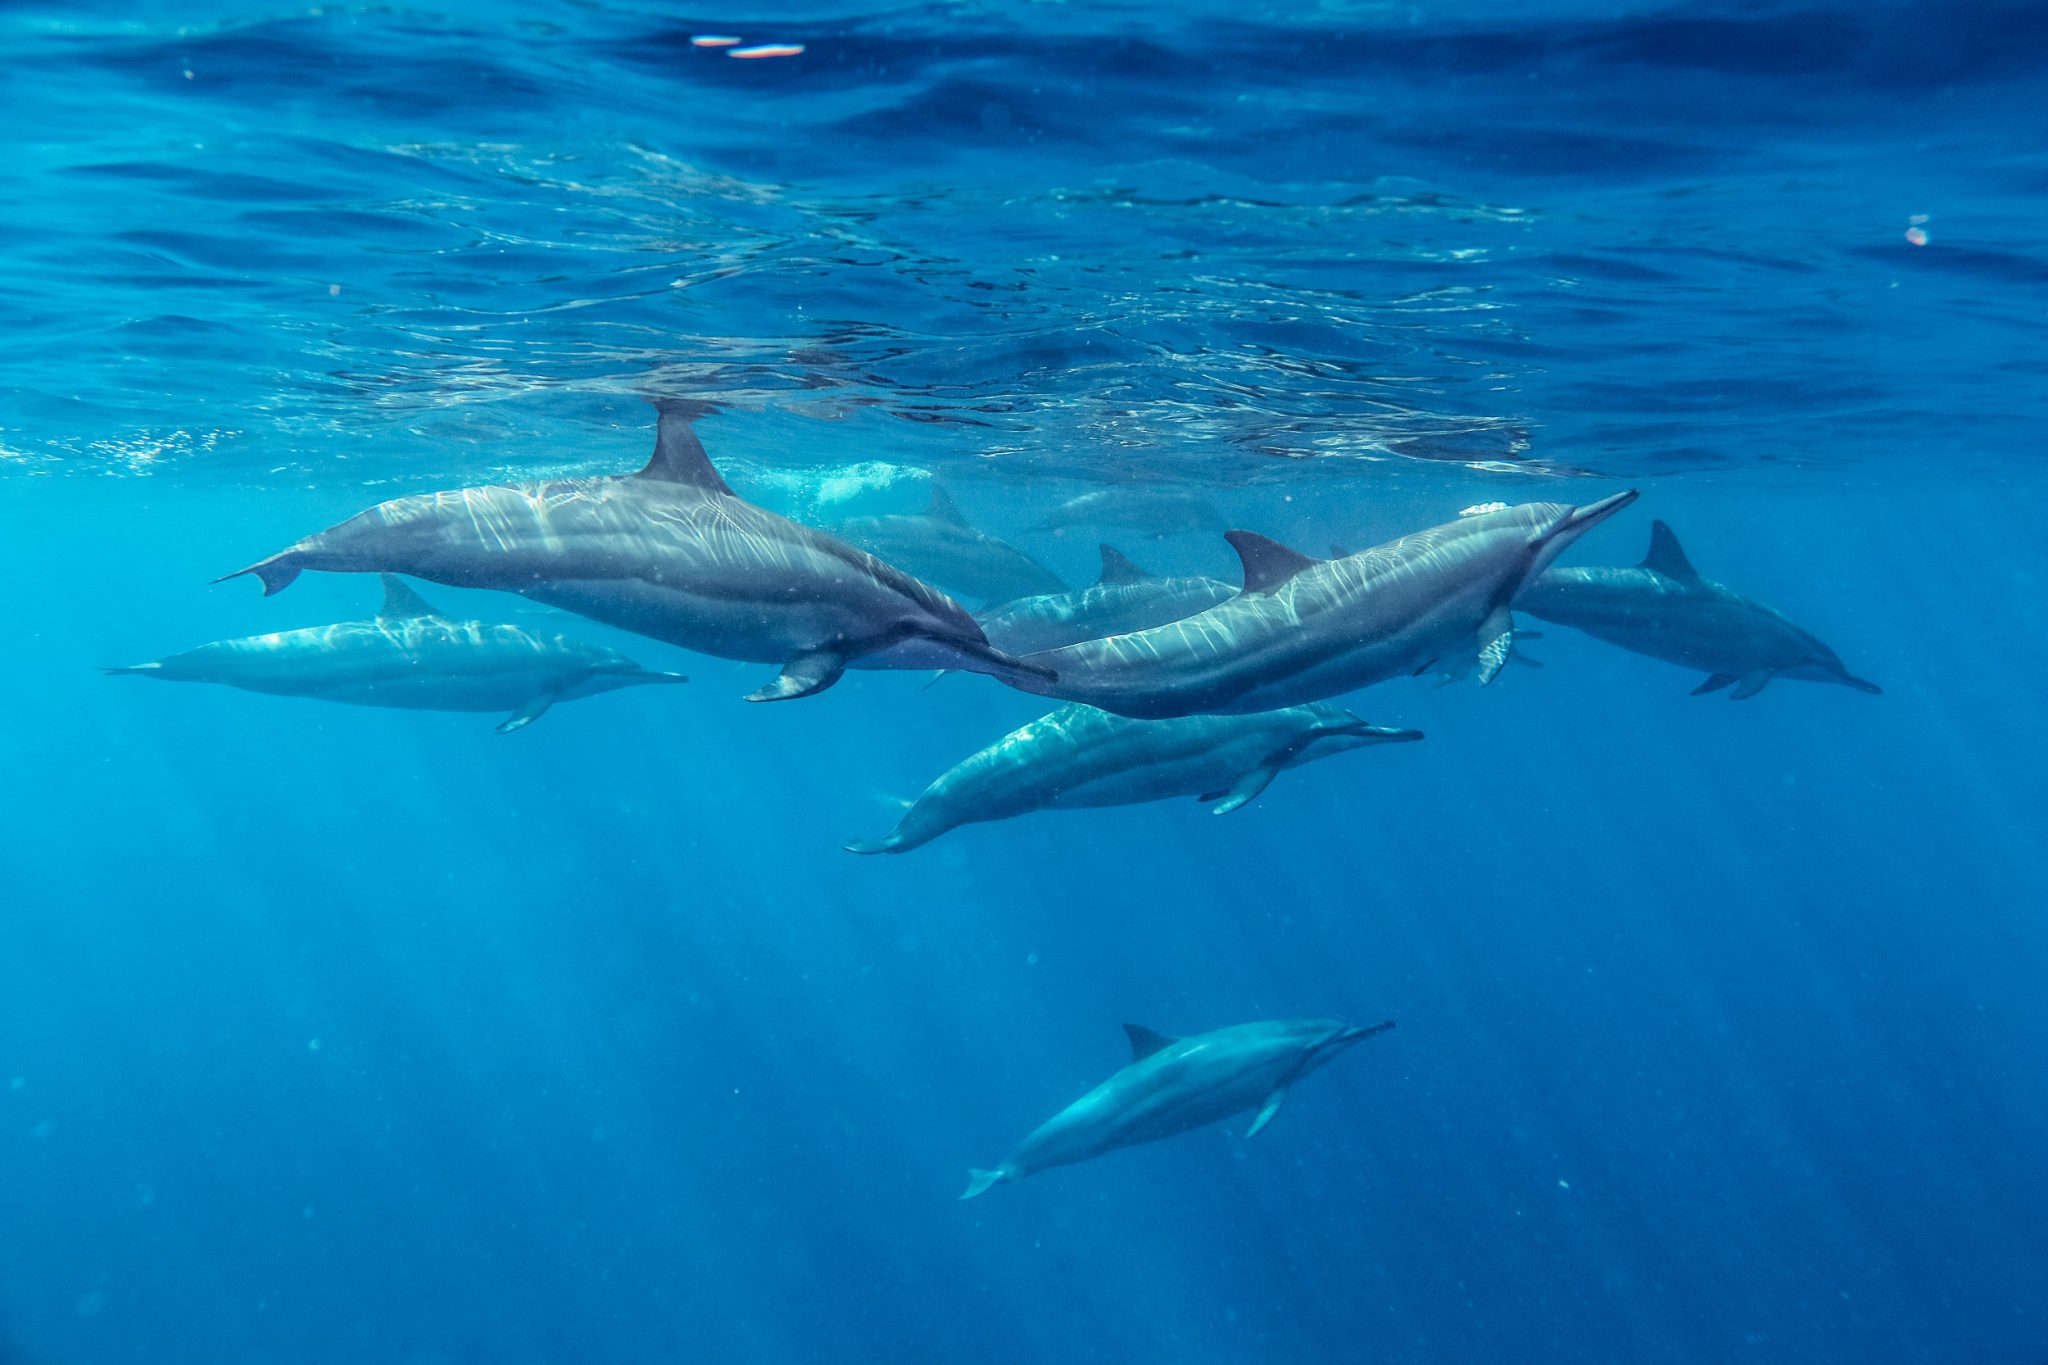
1475, 631, 1514, 685
1209, 765, 1278, 816
1244, 1086, 1290, 1139
746, 651, 847, 703
1730, 671, 1772, 701
497, 693, 559, 733
1692, 673, 1739, 695
1473, 606, 1517, 685
214, 553, 301, 596
960, 1167, 1005, 1200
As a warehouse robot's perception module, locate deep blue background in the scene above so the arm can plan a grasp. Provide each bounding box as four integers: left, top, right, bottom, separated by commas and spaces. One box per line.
3, 4, 2045, 1363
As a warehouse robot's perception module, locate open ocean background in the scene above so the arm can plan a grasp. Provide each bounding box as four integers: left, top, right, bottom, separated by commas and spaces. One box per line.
3, 2, 2045, 1362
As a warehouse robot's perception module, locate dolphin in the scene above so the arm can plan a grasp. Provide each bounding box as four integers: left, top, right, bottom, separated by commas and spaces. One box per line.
849, 701, 1420, 854
839, 484, 1066, 606
104, 576, 687, 732
1005, 492, 1639, 718
960, 1017, 1394, 1199
217, 405, 1051, 702
1517, 520, 1881, 699
1032, 487, 1228, 536
974, 544, 1237, 656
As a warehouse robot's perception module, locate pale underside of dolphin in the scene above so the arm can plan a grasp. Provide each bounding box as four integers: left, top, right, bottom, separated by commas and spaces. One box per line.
974, 543, 1237, 656
1516, 520, 1881, 699
848, 701, 1421, 854
217, 404, 1052, 703
961, 1017, 1394, 1199
105, 575, 687, 732
839, 484, 1067, 606
1005, 492, 1639, 719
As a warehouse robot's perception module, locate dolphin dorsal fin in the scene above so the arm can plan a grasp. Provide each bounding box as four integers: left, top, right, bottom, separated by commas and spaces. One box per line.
926, 484, 969, 526
1225, 530, 1321, 595
1122, 1023, 1178, 1062
1096, 544, 1149, 585
1640, 520, 1699, 580
377, 575, 441, 619
639, 401, 732, 495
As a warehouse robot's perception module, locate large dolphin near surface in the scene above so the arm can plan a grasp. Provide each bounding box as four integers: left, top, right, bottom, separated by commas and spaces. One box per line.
960, 1017, 1394, 1199
1006, 493, 1639, 719
105, 576, 687, 731
1517, 520, 1880, 699
839, 484, 1066, 606
975, 544, 1236, 656
218, 405, 1052, 702
848, 701, 1420, 854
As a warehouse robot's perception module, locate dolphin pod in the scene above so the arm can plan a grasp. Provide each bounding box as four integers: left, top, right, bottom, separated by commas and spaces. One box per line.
961, 1018, 1395, 1198
848, 701, 1421, 854
106, 575, 688, 732
1004, 492, 1639, 719
975, 544, 1237, 656
218, 405, 1052, 703
1517, 520, 1881, 699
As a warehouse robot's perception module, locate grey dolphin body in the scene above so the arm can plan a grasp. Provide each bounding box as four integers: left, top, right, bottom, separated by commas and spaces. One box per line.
218, 407, 1050, 702
105, 576, 687, 731
1517, 521, 1880, 699
839, 485, 1066, 606
961, 1017, 1394, 1199
849, 701, 1420, 854
975, 545, 1236, 655
1007, 493, 1639, 719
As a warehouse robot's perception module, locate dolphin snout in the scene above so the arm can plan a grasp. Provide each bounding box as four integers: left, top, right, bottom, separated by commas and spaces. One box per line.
1344, 724, 1424, 744
1566, 489, 1640, 530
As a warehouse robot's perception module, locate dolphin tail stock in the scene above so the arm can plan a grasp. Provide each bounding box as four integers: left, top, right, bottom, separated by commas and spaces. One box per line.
213, 551, 304, 596
959, 1167, 1006, 1200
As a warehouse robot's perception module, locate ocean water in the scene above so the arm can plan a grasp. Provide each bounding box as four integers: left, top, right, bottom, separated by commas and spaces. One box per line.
3, 3, 2046, 1363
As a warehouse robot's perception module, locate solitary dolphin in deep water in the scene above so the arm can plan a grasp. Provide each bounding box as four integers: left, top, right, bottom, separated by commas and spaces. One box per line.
218, 405, 1052, 702
848, 701, 1420, 854
839, 484, 1066, 606
105, 576, 687, 731
975, 544, 1237, 656
1006, 493, 1639, 719
961, 1017, 1394, 1199
1517, 520, 1881, 699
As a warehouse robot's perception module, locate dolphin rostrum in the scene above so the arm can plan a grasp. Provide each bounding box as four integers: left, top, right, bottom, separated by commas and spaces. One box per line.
105, 575, 687, 732
975, 544, 1237, 656
960, 1017, 1394, 1199
1005, 493, 1639, 718
839, 484, 1066, 606
218, 405, 1052, 702
848, 701, 1420, 854
1516, 520, 1881, 699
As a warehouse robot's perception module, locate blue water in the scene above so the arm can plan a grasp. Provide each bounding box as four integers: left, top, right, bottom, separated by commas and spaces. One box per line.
3, 3, 2045, 1362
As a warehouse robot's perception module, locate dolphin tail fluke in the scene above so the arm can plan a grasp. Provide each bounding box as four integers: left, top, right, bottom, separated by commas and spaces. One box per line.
214, 552, 302, 596
959, 1167, 1004, 1200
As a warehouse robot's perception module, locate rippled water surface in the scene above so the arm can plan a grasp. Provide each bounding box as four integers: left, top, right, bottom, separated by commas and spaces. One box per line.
2, 4, 2045, 1365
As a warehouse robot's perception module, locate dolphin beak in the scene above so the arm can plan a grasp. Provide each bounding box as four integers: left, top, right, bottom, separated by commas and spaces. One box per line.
1837, 673, 1882, 695
1332, 723, 1424, 744
1566, 489, 1640, 530
1338, 1020, 1396, 1046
